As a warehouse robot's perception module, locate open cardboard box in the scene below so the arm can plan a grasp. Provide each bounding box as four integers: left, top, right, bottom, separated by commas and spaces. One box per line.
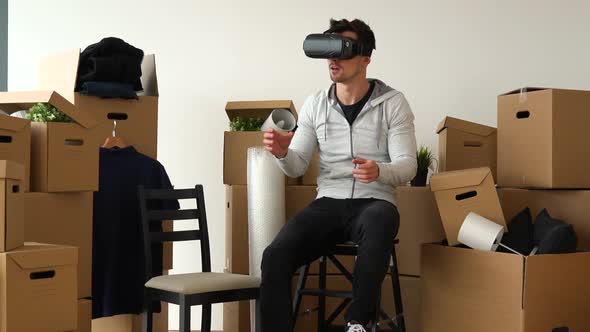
0, 242, 78, 332
0, 91, 98, 192
498, 87, 590, 189
37, 49, 159, 159
0, 115, 30, 191
0, 160, 24, 252
421, 243, 590, 332
224, 100, 301, 185
436, 116, 497, 181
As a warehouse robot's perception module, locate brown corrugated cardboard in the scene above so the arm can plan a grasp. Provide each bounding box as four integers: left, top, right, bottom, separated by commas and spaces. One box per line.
421, 243, 590, 332
23, 192, 92, 298
498, 87, 590, 188
74, 299, 92, 332
498, 188, 590, 251
224, 100, 300, 185
0, 115, 31, 191
0, 91, 99, 192
394, 186, 445, 276
0, 242, 78, 332
294, 275, 420, 332
430, 167, 505, 246
0, 160, 24, 252
436, 116, 497, 180
92, 303, 168, 332
37, 49, 159, 159
301, 149, 319, 185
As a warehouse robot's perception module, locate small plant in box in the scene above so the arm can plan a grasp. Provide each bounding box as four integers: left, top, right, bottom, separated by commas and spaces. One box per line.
25, 103, 72, 123
411, 145, 436, 186
230, 116, 264, 131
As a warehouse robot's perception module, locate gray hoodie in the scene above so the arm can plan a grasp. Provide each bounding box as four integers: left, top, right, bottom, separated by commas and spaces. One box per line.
276, 79, 418, 206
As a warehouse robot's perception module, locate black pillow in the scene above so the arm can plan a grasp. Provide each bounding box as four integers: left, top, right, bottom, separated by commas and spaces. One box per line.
499, 207, 534, 255
534, 209, 577, 255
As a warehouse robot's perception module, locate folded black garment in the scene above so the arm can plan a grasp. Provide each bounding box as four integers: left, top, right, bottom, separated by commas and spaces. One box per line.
534, 209, 577, 254
76, 37, 144, 91
80, 81, 138, 100
499, 207, 534, 255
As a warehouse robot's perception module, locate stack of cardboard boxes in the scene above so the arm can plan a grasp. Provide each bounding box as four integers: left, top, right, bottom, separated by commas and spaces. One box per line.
422, 88, 590, 332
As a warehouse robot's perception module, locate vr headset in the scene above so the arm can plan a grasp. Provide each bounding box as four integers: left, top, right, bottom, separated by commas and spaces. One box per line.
303, 33, 371, 59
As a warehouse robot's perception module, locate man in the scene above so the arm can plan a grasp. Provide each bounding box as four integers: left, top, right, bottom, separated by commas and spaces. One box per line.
261, 18, 417, 332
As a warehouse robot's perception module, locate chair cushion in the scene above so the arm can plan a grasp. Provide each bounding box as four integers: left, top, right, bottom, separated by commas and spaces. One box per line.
145, 272, 261, 295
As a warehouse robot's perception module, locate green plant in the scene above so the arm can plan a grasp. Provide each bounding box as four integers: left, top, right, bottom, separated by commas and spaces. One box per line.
416, 145, 435, 171
25, 103, 73, 123
230, 116, 264, 131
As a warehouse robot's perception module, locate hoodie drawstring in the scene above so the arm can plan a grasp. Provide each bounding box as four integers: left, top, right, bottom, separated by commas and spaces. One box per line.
324, 97, 328, 142
377, 103, 383, 150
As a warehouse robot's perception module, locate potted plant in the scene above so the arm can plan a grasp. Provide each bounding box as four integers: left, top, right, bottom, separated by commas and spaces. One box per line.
411, 145, 435, 186
229, 116, 264, 132
25, 103, 72, 123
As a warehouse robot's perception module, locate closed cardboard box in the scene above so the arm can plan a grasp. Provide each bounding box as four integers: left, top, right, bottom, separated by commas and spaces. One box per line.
430, 167, 506, 246
24, 192, 92, 298
0, 91, 98, 192
421, 243, 590, 332
0, 115, 31, 191
394, 186, 445, 276
92, 304, 168, 332
301, 149, 320, 185
498, 87, 590, 188
294, 275, 420, 332
37, 49, 159, 159
498, 188, 590, 251
73, 299, 92, 332
0, 160, 24, 252
436, 116, 497, 180
224, 100, 300, 185
0, 242, 78, 332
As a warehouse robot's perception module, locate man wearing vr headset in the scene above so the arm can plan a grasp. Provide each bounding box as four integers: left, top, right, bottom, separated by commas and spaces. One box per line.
261, 18, 417, 332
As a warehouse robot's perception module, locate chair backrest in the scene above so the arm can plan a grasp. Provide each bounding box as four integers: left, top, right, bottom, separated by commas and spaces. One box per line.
137, 185, 211, 282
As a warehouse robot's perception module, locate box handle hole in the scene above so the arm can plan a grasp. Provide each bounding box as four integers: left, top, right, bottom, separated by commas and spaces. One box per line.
30, 270, 56, 280
107, 113, 129, 121
456, 190, 478, 201
463, 141, 482, 147
12, 185, 19, 193
553, 328, 569, 332
64, 139, 84, 146
0, 136, 12, 143
516, 110, 530, 119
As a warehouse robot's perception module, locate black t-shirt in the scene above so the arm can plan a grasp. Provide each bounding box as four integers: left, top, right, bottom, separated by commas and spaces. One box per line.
92, 146, 179, 319
337, 81, 376, 125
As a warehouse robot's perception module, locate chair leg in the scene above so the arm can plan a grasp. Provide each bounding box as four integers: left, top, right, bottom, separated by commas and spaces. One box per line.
202, 303, 212, 332
143, 308, 153, 332
179, 296, 191, 332
318, 256, 327, 332
371, 293, 381, 332
390, 248, 406, 332
255, 299, 263, 332
293, 264, 310, 329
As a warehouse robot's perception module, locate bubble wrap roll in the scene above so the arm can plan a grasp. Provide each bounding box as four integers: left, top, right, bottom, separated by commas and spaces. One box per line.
247, 146, 286, 277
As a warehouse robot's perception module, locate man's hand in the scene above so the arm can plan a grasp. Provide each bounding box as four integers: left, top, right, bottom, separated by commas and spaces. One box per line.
263, 128, 295, 158
352, 158, 380, 183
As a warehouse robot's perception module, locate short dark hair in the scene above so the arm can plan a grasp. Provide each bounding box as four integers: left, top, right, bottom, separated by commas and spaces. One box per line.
324, 18, 376, 56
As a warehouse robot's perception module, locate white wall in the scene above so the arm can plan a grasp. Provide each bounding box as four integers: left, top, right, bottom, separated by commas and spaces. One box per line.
8, 0, 590, 329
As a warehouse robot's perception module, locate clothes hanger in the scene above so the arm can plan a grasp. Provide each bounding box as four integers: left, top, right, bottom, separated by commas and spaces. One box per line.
102, 120, 128, 149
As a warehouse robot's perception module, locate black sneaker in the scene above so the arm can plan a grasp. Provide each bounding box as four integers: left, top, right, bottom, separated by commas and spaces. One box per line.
345, 321, 366, 332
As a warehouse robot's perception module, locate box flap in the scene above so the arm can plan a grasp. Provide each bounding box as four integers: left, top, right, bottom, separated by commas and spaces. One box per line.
0, 91, 96, 128
499, 87, 549, 96
138, 54, 159, 97
0, 114, 30, 132
430, 167, 491, 192
7, 242, 77, 269
37, 48, 80, 103
225, 100, 298, 121
436, 116, 496, 137
0, 160, 25, 180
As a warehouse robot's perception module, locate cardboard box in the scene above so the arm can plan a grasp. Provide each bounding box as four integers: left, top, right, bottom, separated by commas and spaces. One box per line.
498, 188, 590, 251
0, 242, 78, 332
74, 299, 92, 332
430, 167, 506, 246
37, 49, 159, 159
224, 100, 300, 185
421, 243, 590, 332
92, 304, 168, 332
436, 116, 497, 180
498, 87, 590, 188
225, 185, 355, 275
0, 91, 98, 192
0, 115, 31, 191
24, 192, 92, 298
0, 160, 24, 252
294, 275, 421, 332
394, 186, 446, 276
301, 149, 319, 185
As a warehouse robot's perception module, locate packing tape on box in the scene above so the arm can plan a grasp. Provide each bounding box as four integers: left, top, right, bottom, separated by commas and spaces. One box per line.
458, 212, 505, 251
247, 146, 286, 278
261, 108, 296, 134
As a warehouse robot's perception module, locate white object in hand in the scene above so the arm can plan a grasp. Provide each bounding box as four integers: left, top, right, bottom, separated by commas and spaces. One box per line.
261, 108, 296, 134
458, 212, 505, 251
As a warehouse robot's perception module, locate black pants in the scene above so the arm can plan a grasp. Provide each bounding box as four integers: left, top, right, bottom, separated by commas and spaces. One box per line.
260, 197, 400, 332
